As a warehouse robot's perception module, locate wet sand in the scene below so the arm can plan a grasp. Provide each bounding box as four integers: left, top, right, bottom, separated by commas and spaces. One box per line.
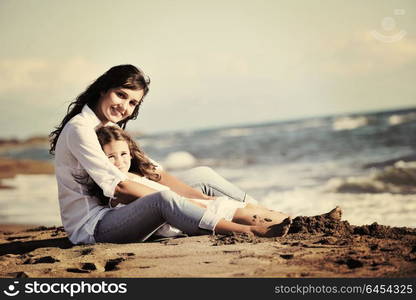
0, 216, 414, 278
0, 158, 54, 189
0, 158, 54, 178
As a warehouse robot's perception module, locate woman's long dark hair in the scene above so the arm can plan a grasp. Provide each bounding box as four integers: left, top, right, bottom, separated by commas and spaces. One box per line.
76, 126, 161, 206
49, 64, 150, 155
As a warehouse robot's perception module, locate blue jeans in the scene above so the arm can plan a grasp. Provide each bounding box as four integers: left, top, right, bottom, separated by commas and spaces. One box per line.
182, 167, 257, 204
93, 166, 249, 243
176, 166, 247, 201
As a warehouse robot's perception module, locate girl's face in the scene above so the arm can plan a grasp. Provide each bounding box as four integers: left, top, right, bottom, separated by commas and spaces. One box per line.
95, 88, 144, 124
103, 140, 131, 174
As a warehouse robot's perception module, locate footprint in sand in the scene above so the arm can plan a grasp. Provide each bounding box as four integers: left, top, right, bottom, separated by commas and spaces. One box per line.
66, 268, 90, 273
81, 262, 97, 271
336, 258, 363, 269
23, 256, 60, 264
116, 252, 135, 257
104, 258, 125, 271
79, 248, 94, 256
7, 271, 29, 278
6, 235, 31, 241
66, 262, 98, 273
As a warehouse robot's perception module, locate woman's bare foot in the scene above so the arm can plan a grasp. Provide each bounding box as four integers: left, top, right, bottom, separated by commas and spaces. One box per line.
250, 217, 292, 237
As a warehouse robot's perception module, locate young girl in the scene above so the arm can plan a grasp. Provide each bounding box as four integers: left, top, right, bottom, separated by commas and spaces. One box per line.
87, 125, 293, 240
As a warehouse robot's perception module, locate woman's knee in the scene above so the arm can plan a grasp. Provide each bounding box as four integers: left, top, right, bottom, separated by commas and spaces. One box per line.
154, 190, 181, 206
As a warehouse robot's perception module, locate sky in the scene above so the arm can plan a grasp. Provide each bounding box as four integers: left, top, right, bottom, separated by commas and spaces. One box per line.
0, 0, 415, 139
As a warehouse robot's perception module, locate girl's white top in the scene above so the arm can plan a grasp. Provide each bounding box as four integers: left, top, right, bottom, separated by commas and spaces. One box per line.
54, 104, 160, 244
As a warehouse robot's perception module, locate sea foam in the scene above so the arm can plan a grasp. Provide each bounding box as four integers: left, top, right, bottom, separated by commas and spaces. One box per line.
388, 112, 416, 126
163, 151, 197, 170
332, 116, 369, 131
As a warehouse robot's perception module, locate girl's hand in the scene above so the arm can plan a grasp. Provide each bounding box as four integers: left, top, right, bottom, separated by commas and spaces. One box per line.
109, 198, 121, 208
115, 193, 139, 204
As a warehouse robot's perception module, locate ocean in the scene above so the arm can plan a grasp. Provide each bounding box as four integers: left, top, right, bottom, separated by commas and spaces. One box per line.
1, 107, 416, 227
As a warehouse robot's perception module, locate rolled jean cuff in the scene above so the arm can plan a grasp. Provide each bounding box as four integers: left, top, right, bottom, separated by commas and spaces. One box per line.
198, 210, 223, 231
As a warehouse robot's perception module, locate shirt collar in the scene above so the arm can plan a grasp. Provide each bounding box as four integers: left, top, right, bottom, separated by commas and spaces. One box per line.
81, 104, 117, 130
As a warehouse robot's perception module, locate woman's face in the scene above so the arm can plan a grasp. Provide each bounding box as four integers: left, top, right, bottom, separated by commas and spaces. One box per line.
103, 140, 132, 174
95, 88, 144, 124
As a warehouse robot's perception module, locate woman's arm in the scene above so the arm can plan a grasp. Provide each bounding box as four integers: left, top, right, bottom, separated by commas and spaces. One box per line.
158, 170, 215, 200
114, 180, 158, 204
67, 124, 131, 198
66, 124, 161, 203
113, 177, 209, 208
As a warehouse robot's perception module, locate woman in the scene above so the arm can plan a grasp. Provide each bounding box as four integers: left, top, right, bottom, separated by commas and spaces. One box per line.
49, 64, 291, 244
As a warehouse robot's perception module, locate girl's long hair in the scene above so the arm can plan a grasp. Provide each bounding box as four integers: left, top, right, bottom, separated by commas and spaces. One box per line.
76, 126, 161, 206
97, 126, 160, 181
49, 64, 150, 155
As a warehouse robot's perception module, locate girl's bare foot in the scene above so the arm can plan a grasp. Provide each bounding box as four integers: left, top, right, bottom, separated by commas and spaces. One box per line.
233, 205, 290, 226
250, 217, 292, 237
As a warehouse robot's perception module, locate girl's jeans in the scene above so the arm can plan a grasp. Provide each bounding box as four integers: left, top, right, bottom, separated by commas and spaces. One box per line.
93, 167, 250, 243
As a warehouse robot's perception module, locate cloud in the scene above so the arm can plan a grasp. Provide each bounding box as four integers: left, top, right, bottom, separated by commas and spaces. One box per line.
0, 57, 102, 93
317, 32, 416, 76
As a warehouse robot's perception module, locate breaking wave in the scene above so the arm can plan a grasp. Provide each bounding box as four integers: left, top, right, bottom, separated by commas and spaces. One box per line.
388, 112, 416, 126
325, 160, 416, 194
332, 116, 369, 131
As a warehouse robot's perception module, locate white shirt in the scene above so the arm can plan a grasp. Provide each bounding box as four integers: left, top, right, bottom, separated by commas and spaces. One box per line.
54, 104, 129, 244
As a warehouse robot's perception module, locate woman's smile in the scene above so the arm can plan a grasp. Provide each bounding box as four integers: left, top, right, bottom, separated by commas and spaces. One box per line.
95, 88, 144, 124
110, 105, 124, 118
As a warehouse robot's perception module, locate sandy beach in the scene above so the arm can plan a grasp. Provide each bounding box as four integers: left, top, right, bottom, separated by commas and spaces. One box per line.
0, 215, 415, 278
0, 139, 415, 278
